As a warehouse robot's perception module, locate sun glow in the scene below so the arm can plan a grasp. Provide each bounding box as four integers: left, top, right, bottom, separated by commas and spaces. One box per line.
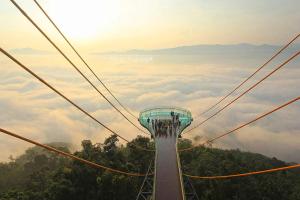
44, 0, 121, 40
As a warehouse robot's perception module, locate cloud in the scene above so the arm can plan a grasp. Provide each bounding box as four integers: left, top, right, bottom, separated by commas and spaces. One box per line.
0, 49, 299, 163
9, 48, 54, 55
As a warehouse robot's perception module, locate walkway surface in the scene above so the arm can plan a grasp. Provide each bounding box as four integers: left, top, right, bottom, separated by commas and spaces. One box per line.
138, 107, 193, 200
155, 135, 184, 200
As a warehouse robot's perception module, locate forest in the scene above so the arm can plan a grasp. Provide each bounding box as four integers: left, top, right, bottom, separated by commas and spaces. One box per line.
0, 135, 299, 200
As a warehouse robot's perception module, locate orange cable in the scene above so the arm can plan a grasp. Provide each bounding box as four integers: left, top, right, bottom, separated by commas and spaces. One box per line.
184, 163, 300, 179
185, 50, 300, 134
179, 96, 300, 152
198, 33, 299, 117
9, 0, 149, 136
0, 48, 154, 152
0, 127, 147, 176
33, 0, 138, 120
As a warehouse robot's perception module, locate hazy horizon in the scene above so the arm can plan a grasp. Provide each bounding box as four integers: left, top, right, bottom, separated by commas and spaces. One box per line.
6, 42, 300, 56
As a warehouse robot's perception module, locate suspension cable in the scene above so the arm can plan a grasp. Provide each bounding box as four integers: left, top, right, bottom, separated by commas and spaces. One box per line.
0, 48, 154, 152
184, 50, 300, 134
179, 96, 300, 152
33, 0, 138, 120
198, 33, 299, 117
183, 163, 300, 179
9, 0, 149, 136
0, 127, 147, 176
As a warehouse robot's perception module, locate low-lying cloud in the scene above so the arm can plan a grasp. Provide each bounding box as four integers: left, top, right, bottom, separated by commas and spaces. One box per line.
0, 46, 299, 163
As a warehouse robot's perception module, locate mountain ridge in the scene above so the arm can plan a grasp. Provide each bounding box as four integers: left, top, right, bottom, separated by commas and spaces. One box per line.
94, 43, 300, 55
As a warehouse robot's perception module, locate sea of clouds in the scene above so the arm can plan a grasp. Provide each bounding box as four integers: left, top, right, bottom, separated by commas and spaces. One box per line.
0, 45, 299, 163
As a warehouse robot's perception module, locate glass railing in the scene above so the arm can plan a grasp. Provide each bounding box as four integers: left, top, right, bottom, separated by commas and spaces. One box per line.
139, 107, 193, 134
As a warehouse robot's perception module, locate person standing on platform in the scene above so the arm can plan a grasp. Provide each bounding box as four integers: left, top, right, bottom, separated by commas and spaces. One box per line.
168, 121, 172, 137
175, 114, 179, 130
151, 119, 154, 131
155, 119, 158, 137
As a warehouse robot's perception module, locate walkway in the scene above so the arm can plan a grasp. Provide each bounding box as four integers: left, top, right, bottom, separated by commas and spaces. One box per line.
155, 134, 184, 200
138, 107, 193, 200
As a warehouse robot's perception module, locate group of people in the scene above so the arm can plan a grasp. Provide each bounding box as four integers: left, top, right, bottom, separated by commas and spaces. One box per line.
146, 111, 181, 138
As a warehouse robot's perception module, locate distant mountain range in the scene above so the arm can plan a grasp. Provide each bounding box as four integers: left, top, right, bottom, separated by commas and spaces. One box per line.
94, 43, 300, 55
9, 43, 299, 56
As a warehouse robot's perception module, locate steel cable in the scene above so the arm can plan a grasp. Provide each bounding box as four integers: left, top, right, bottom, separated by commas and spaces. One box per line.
1, 48, 154, 152
33, 0, 138, 120
197, 33, 299, 117
179, 96, 300, 152
184, 163, 300, 179
185, 51, 300, 134
0, 127, 148, 176
9, 0, 149, 136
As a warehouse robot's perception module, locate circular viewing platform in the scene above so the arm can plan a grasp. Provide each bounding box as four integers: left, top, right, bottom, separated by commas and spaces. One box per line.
139, 107, 193, 135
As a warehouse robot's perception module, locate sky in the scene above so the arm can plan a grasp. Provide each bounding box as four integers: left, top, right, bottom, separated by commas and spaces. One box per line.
0, 0, 300, 163
1, 0, 300, 51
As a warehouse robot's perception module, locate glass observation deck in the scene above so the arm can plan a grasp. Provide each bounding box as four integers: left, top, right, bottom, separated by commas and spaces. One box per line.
139, 107, 193, 136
